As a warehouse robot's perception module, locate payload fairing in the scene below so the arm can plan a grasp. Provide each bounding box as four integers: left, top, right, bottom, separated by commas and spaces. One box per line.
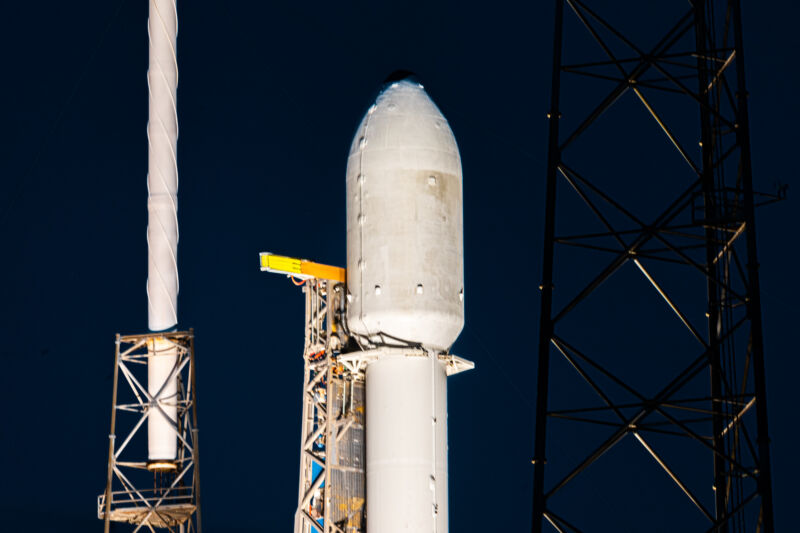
346, 78, 464, 351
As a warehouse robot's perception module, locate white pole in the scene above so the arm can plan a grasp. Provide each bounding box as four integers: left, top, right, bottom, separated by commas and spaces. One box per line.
146, 0, 179, 464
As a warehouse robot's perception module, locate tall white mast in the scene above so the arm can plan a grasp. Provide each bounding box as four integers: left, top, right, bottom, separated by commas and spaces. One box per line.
99, 3, 200, 530
146, 0, 180, 466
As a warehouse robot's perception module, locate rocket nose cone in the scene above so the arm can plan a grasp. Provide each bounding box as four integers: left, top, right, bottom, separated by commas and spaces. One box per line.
348, 70, 451, 158
383, 69, 420, 85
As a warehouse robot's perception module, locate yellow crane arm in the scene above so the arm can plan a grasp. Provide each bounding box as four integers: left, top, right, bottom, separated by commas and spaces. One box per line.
259, 252, 345, 283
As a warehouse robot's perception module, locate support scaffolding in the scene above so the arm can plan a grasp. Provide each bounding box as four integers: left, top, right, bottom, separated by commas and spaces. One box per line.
532, 1, 778, 531
294, 279, 367, 533
99, 330, 201, 533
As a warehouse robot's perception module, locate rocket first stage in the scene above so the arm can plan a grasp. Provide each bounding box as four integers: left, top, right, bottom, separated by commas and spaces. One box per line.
345, 73, 466, 533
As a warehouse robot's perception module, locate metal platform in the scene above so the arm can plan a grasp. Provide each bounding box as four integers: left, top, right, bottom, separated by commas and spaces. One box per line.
98, 491, 196, 529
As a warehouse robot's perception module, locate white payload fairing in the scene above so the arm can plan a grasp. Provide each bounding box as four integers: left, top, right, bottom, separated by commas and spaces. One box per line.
346, 74, 465, 533
346, 76, 464, 350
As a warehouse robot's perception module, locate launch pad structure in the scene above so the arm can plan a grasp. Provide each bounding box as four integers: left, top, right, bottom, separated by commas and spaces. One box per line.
532, 0, 779, 531
99, 331, 201, 533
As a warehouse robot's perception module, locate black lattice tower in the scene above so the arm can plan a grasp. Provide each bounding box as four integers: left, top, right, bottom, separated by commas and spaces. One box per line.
531, 1, 779, 531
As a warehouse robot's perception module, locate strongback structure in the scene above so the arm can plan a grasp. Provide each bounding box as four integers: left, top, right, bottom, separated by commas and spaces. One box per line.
532, 1, 779, 531
293, 276, 368, 533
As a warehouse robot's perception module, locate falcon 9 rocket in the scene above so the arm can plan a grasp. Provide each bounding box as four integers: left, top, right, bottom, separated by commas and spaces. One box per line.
344, 74, 467, 533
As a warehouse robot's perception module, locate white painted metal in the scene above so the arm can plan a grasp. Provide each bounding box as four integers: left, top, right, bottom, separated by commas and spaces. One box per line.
147, 0, 179, 332
146, 0, 179, 462
346, 80, 464, 351
365, 349, 448, 533
147, 337, 178, 461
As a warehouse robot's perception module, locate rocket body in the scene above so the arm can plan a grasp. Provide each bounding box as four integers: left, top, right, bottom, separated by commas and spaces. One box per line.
346, 78, 464, 533
365, 351, 449, 532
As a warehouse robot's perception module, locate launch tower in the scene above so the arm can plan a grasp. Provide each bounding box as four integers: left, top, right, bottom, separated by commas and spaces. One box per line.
532, 1, 778, 531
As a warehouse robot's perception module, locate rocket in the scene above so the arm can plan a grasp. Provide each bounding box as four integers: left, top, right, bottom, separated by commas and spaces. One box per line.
345, 72, 467, 533
261, 71, 469, 532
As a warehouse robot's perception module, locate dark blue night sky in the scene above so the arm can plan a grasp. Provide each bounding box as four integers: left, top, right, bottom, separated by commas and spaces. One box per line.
1, 1, 798, 531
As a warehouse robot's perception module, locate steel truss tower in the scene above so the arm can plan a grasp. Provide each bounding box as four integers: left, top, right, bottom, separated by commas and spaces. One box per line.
532, 1, 780, 531
99, 331, 202, 533
294, 279, 368, 533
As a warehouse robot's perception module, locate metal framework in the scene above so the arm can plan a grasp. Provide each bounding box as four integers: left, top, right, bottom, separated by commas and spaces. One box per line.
532, 1, 779, 531
295, 279, 367, 533
99, 330, 201, 533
